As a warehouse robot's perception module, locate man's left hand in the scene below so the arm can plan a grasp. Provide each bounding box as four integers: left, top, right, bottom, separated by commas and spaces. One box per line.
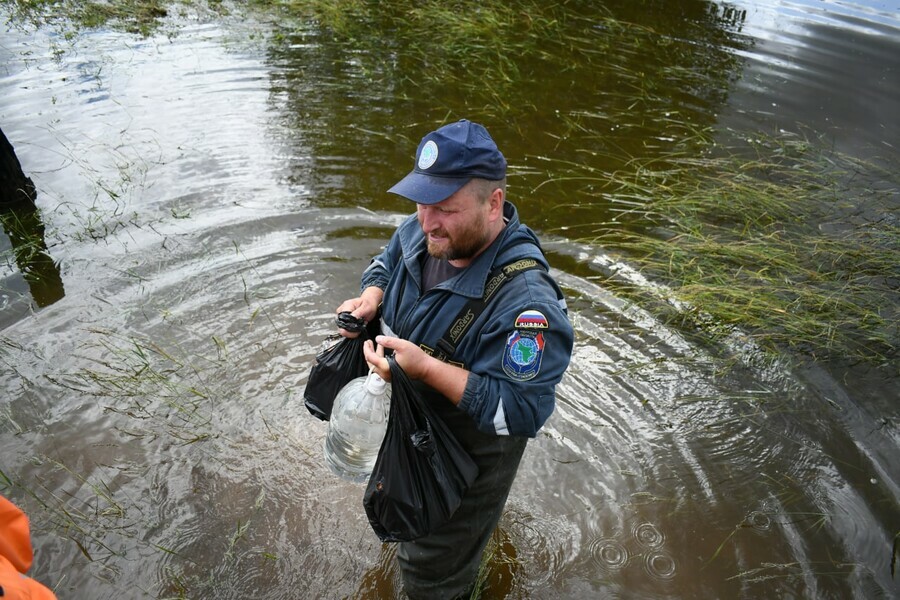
363, 335, 468, 406
363, 335, 431, 382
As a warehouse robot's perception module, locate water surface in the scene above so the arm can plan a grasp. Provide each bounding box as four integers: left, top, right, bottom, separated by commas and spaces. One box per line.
1, 1, 898, 598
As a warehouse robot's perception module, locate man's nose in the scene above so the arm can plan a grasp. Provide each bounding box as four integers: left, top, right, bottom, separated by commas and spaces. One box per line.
419, 206, 438, 231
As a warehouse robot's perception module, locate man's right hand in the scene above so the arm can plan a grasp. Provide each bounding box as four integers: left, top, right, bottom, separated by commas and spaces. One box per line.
335, 286, 384, 337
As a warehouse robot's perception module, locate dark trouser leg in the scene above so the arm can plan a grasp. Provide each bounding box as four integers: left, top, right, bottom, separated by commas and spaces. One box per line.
397, 434, 528, 600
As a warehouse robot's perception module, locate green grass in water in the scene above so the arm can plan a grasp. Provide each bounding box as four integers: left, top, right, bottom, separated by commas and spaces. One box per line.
251, 0, 603, 86
580, 133, 898, 364
3, 0, 173, 35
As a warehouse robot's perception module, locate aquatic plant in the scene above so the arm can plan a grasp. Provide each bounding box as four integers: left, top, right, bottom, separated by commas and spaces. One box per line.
1, 0, 173, 35
249, 0, 612, 103
259, 0, 577, 52
560, 131, 898, 364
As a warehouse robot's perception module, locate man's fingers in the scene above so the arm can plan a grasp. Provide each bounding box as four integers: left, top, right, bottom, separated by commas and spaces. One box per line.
363, 340, 384, 366
374, 335, 400, 349
362, 340, 391, 381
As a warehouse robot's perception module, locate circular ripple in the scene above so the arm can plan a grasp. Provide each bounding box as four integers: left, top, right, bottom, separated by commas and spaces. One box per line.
631, 522, 665, 549
746, 511, 772, 532
590, 538, 630, 573
506, 511, 581, 586
642, 550, 677, 580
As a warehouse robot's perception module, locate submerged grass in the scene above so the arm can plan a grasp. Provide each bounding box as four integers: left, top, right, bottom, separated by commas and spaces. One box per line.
0, 328, 246, 588
2, 0, 174, 35
249, 0, 607, 95
260, 0, 577, 50
566, 132, 899, 364
43, 329, 227, 445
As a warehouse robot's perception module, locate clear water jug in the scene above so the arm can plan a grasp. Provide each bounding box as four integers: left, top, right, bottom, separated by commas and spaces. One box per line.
324, 370, 391, 482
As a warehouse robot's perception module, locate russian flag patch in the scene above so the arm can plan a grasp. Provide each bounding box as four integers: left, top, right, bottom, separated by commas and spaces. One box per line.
514, 310, 549, 329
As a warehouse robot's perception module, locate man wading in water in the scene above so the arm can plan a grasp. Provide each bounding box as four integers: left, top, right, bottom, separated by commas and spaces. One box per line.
337, 119, 574, 598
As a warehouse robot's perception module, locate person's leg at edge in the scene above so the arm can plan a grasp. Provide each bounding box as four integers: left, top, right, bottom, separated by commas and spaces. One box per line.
397, 435, 528, 600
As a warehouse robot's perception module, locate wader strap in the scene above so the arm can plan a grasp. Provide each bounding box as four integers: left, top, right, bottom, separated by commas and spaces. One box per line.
428, 258, 545, 364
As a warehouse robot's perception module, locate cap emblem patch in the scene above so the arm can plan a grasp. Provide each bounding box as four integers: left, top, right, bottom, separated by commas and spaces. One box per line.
418, 140, 439, 170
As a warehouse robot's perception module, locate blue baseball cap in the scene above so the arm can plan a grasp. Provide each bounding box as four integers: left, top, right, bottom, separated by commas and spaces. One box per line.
388, 119, 507, 205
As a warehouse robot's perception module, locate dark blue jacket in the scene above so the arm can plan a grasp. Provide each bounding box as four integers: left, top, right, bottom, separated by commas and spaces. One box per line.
361, 202, 574, 438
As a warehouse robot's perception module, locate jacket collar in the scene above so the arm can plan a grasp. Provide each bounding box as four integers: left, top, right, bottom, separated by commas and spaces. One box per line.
398, 201, 539, 299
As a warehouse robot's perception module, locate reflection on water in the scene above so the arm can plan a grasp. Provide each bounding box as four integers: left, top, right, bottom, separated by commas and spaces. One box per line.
0, 201, 65, 310
721, 0, 900, 158
0, 1, 897, 599
0, 129, 65, 320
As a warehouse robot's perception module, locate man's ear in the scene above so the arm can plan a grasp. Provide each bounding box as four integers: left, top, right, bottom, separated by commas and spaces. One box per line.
488, 187, 504, 221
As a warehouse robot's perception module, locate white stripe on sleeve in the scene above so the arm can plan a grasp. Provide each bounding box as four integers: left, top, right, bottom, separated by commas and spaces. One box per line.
493, 398, 509, 436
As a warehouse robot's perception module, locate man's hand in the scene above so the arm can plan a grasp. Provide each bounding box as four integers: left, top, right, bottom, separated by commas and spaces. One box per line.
363, 335, 430, 381
335, 286, 383, 338
364, 335, 468, 405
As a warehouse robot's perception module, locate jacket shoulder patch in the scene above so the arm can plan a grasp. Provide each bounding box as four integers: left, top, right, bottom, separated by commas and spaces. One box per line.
514, 310, 549, 329
502, 330, 544, 381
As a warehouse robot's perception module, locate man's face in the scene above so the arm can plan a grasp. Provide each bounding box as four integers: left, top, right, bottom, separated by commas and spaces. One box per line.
416, 182, 492, 265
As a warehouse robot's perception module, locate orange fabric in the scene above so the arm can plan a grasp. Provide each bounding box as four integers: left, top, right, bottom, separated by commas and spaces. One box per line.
1, 554, 58, 600
0, 495, 58, 599
0, 495, 34, 573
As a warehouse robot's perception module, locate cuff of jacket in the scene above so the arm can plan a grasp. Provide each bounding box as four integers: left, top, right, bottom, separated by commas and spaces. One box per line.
359, 276, 387, 294
458, 371, 481, 414
458, 371, 507, 435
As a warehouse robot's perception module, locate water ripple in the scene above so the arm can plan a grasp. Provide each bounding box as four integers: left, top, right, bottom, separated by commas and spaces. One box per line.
632, 521, 666, 550
503, 508, 581, 586
588, 520, 677, 586
641, 550, 678, 581
746, 510, 773, 532
590, 538, 631, 573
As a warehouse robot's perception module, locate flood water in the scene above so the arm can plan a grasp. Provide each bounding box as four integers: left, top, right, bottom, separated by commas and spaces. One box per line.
1, 1, 898, 598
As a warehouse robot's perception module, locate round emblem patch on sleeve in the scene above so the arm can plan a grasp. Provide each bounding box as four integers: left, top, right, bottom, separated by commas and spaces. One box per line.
502, 330, 545, 381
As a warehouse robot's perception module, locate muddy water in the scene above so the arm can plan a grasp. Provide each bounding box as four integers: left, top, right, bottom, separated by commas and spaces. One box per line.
1, 2, 898, 599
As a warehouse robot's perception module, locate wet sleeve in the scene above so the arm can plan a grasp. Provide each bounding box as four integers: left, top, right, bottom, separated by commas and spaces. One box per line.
359, 218, 409, 291
457, 279, 575, 437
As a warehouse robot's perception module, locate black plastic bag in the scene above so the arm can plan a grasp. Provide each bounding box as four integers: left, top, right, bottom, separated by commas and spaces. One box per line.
303, 312, 373, 421
363, 356, 479, 542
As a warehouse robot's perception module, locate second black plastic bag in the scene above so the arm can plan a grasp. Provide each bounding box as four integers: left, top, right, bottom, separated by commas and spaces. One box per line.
303, 312, 374, 421
363, 355, 479, 542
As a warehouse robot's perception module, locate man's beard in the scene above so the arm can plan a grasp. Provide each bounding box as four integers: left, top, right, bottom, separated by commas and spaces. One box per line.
426, 221, 491, 262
